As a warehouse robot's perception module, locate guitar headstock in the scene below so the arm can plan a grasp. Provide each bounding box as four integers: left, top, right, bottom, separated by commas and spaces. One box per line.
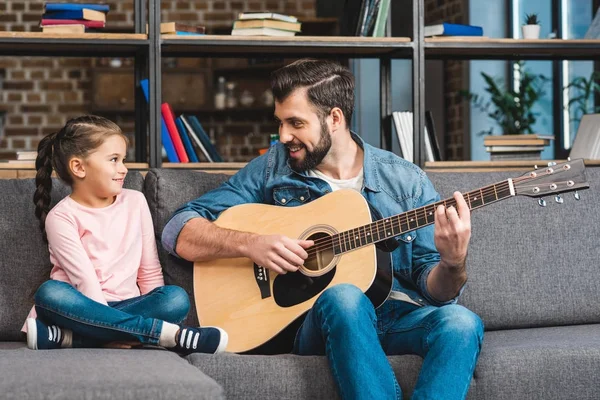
513, 159, 589, 200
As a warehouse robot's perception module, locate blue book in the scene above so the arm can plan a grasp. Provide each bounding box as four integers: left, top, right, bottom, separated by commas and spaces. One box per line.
175, 31, 205, 36
188, 116, 223, 162
140, 79, 179, 163
175, 117, 199, 162
43, 10, 106, 21
424, 23, 483, 37
44, 3, 110, 13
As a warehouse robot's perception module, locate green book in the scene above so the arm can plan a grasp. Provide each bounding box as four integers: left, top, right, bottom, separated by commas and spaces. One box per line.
372, 0, 390, 37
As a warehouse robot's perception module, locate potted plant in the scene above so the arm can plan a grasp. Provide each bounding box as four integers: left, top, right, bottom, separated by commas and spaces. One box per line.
565, 71, 600, 122
462, 61, 549, 136
522, 13, 541, 39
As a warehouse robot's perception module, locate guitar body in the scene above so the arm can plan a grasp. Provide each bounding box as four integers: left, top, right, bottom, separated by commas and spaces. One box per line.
193, 189, 393, 353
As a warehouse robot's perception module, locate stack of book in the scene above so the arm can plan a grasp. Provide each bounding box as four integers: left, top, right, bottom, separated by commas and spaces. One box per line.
484, 134, 554, 160
7, 151, 38, 164
140, 79, 223, 163
40, 2, 109, 34
231, 12, 301, 37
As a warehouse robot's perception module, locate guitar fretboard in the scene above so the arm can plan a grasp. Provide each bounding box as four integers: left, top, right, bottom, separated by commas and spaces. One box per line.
332, 180, 513, 255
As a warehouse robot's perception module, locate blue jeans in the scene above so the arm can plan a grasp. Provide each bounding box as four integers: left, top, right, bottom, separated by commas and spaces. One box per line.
293, 284, 484, 400
34, 280, 190, 348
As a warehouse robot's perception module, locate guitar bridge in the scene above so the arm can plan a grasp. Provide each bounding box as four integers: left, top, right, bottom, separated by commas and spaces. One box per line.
254, 264, 271, 299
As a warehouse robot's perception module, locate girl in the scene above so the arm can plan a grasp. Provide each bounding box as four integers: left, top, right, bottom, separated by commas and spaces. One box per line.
25, 115, 227, 354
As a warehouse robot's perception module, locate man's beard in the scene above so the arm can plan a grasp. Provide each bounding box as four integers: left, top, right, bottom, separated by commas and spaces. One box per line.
287, 119, 332, 172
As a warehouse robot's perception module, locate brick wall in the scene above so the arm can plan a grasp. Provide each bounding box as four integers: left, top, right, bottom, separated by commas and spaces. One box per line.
425, 0, 468, 161
0, 0, 315, 161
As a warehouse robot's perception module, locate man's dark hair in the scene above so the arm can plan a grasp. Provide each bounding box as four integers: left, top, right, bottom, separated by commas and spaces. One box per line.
271, 59, 355, 127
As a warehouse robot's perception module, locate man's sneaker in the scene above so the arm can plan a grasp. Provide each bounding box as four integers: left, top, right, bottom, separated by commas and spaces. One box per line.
26, 318, 64, 350
172, 326, 228, 355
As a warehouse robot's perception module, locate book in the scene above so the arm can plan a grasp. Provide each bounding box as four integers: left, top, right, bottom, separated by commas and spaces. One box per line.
180, 115, 212, 162
585, 6, 600, 39
483, 134, 555, 141
40, 19, 105, 28
424, 23, 483, 37
161, 103, 189, 163
569, 113, 600, 159
147, 22, 206, 34
237, 12, 298, 23
42, 24, 85, 34
140, 79, 179, 163
372, 0, 390, 37
392, 110, 436, 162
175, 117, 199, 162
232, 19, 301, 32
483, 138, 551, 146
425, 110, 442, 161
231, 27, 296, 37
16, 151, 37, 160
485, 145, 545, 152
361, 0, 381, 36
44, 3, 110, 13
490, 151, 542, 161
43, 9, 107, 22
187, 115, 223, 162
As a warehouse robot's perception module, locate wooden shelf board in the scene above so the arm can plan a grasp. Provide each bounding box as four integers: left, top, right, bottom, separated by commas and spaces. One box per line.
425, 38, 600, 59
0, 31, 148, 56
162, 35, 413, 57
424, 159, 600, 172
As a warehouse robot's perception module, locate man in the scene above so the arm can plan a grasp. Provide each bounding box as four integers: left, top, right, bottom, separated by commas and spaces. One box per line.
161, 59, 483, 400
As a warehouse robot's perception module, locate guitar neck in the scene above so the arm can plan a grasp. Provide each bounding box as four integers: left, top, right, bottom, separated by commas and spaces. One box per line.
332, 179, 515, 254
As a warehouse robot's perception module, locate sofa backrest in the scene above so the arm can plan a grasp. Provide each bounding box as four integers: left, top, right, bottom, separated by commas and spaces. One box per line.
143, 169, 230, 327
147, 166, 600, 331
0, 172, 144, 341
427, 167, 600, 330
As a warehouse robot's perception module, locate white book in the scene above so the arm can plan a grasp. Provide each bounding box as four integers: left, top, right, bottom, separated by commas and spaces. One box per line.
237, 12, 298, 23
231, 27, 296, 37
569, 113, 600, 159
392, 111, 435, 162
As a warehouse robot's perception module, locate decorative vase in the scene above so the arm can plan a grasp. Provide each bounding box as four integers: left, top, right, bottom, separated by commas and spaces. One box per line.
522, 24, 540, 39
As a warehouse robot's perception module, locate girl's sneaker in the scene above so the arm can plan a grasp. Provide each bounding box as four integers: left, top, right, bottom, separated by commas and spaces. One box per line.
26, 318, 67, 350
172, 326, 228, 355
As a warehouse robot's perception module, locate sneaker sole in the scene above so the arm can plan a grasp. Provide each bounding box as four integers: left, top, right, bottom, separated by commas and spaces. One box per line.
210, 327, 228, 354
26, 318, 38, 350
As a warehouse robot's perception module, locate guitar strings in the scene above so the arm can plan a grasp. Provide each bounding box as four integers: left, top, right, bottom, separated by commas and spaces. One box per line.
303, 180, 512, 257
303, 168, 568, 257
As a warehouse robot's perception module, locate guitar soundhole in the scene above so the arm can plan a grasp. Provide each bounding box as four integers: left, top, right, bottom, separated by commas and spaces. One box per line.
304, 231, 335, 272
273, 267, 336, 308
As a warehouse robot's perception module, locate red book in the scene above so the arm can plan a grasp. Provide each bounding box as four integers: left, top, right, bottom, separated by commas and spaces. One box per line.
40, 19, 105, 28
161, 103, 189, 163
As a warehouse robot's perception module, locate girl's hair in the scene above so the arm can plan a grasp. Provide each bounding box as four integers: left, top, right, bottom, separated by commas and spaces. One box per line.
33, 115, 126, 242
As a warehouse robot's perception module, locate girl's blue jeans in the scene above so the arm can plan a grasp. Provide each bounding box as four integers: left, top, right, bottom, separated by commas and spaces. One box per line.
34, 280, 190, 348
293, 284, 484, 400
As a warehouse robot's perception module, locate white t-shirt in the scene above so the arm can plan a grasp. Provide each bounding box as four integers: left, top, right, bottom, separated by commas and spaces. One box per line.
307, 168, 364, 192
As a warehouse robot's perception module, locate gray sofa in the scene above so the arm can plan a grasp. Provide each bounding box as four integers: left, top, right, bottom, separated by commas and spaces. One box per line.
1, 166, 599, 399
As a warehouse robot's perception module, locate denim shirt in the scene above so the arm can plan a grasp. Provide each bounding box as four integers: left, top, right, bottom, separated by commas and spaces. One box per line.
162, 133, 459, 307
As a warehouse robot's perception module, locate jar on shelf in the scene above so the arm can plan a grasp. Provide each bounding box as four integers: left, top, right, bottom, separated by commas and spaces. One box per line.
214, 76, 226, 110
225, 82, 237, 108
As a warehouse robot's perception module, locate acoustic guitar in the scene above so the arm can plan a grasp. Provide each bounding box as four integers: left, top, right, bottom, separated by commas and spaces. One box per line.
193, 159, 589, 353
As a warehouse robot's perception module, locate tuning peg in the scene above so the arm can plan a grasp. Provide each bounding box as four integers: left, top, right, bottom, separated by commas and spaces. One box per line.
567, 157, 571, 161
555, 194, 564, 204
534, 165, 538, 170
574, 191, 581, 200
547, 161, 557, 167
538, 198, 547, 207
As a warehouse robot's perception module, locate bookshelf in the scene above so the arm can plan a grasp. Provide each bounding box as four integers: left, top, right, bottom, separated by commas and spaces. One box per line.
0, 0, 149, 162
4, 1, 599, 167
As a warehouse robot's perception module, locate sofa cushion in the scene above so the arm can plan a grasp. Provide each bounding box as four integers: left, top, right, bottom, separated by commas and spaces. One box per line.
143, 169, 230, 326
0, 344, 223, 400
427, 167, 600, 330
473, 324, 600, 400
0, 173, 144, 341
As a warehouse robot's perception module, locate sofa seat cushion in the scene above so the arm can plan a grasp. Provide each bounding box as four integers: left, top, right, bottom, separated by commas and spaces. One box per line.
474, 324, 600, 400
0, 343, 223, 400
186, 352, 476, 400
